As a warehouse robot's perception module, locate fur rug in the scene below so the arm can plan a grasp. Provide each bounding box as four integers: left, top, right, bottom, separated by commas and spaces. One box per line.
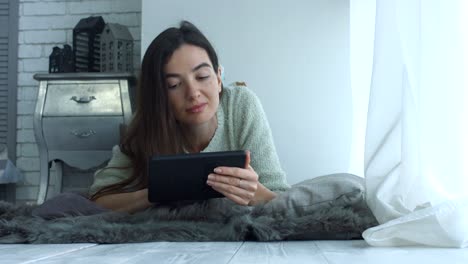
0, 190, 378, 244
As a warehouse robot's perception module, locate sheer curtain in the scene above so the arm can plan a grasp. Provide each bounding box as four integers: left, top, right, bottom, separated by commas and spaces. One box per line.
360, 0, 468, 247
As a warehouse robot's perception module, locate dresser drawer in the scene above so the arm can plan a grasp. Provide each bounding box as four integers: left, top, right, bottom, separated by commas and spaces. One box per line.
43, 81, 123, 116
42, 116, 123, 151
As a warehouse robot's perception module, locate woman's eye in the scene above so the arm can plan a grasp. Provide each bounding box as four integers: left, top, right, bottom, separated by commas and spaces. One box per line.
197, 75, 209, 81
168, 83, 179, 89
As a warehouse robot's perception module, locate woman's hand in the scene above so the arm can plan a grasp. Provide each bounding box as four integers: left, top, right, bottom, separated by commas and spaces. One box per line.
206, 151, 277, 205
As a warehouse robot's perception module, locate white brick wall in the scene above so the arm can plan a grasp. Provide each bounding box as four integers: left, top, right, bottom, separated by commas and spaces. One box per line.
15, 0, 142, 204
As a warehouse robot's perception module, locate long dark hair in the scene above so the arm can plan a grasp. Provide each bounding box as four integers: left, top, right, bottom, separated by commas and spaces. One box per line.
91, 21, 221, 200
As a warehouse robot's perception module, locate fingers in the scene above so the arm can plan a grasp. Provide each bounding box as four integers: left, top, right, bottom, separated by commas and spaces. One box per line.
209, 185, 254, 206
209, 180, 255, 199
207, 153, 259, 206
207, 174, 257, 192
213, 166, 258, 182
207, 170, 258, 206
245, 150, 251, 169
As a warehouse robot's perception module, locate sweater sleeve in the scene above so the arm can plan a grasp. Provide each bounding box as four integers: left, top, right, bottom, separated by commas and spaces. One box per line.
233, 87, 290, 191
88, 145, 133, 196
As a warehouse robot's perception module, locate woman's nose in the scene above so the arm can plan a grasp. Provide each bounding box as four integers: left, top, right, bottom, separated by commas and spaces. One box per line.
185, 80, 201, 99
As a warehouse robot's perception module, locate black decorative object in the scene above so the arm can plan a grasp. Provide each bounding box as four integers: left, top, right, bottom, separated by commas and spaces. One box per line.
48, 44, 75, 73
73, 16, 105, 72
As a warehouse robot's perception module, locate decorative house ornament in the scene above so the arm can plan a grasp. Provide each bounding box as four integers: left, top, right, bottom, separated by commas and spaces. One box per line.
48, 44, 75, 73
100, 23, 134, 72
73, 16, 105, 72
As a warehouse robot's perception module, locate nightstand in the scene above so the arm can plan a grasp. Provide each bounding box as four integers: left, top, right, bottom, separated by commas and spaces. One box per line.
33, 73, 135, 204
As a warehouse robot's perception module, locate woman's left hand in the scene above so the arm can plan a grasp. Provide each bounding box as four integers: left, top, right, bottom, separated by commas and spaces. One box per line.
206, 151, 276, 206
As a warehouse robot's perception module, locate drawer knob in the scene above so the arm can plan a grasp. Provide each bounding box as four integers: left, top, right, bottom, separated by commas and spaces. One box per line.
70, 95, 96, 103
70, 129, 96, 138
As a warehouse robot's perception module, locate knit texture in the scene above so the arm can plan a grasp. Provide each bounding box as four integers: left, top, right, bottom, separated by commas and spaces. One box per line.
89, 85, 290, 196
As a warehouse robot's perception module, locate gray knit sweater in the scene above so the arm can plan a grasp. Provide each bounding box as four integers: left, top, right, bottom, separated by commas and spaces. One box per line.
89, 85, 290, 196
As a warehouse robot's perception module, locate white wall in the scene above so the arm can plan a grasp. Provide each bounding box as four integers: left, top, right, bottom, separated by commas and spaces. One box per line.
142, 0, 352, 184
349, 0, 375, 177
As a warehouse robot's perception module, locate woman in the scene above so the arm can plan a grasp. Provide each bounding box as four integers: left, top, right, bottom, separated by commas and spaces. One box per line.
89, 21, 289, 213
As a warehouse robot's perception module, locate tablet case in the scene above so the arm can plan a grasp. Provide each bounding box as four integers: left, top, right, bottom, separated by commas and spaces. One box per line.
148, 150, 247, 203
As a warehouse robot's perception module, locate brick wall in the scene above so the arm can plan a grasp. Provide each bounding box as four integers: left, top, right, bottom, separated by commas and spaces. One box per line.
16, 0, 141, 204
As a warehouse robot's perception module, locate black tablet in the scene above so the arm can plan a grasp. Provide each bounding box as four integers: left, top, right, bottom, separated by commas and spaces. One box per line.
148, 150, 247, 203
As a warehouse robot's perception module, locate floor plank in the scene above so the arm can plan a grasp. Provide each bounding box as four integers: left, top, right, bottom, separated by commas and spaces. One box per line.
315, 240, 468, 264
3, 241, 467, 264
0, 243, 97, 263
33, 242, 243, 264
228, 241, 329, 264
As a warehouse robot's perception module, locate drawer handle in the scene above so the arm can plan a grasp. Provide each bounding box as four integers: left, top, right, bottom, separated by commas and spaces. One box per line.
70, 96, 96, 103
70, 129, 96, 138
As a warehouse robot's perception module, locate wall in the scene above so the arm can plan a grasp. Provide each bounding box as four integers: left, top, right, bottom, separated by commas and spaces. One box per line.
15, 0, 141, 204
349, 0, 375, 177
141, 0, 352, 184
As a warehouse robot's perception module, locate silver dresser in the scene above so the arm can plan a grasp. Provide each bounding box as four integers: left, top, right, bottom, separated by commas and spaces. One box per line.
33, 73, 135, 204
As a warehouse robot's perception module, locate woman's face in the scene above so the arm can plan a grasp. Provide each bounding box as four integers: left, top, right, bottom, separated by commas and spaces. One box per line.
164, 44, 222, 128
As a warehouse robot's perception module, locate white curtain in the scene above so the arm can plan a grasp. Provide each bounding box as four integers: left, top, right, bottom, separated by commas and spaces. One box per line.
362, 0, 468, 247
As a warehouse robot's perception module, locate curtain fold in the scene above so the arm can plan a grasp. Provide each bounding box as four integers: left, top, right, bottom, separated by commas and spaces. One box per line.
362, 0, 468, 247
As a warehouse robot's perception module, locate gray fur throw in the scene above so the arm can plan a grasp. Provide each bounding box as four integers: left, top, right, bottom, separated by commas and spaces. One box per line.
0, 175, 378, 244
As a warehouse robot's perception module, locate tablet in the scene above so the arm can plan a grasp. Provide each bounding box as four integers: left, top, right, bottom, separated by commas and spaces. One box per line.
148, 150, 247, 203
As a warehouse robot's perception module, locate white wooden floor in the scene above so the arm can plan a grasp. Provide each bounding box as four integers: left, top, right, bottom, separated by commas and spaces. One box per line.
1, 240, 468, 264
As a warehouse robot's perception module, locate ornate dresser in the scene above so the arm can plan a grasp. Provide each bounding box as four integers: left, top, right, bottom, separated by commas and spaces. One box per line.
33, 73, 135, 204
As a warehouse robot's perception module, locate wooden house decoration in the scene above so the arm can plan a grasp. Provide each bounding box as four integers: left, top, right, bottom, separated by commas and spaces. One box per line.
100, 23, 134, 72
73, 16, 105, 72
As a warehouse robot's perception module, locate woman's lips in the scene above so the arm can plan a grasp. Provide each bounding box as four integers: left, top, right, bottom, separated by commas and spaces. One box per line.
186, 103, 207, 113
